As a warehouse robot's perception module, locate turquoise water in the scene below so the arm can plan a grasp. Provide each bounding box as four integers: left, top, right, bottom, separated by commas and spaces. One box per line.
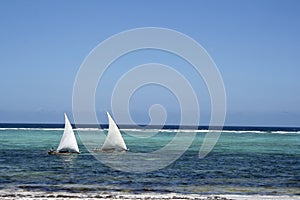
0, 128, 299, 195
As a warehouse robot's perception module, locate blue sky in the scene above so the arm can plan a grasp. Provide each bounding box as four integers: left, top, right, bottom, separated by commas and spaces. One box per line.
0, 0, 299, 126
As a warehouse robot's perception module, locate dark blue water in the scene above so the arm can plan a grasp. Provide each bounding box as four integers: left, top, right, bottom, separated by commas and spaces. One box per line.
0, 128, 299, 196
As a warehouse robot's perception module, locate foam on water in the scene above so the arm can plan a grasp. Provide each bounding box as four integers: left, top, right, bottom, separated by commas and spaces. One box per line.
0, 126, 299, 135
0, 128, 64, 131
223, 130, 300, 134
0, 189, 300, 200
75, 128, 102, 131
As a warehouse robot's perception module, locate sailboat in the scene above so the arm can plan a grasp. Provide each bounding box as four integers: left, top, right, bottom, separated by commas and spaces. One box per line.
48, 113, 80, 154
100, 112, 128, 152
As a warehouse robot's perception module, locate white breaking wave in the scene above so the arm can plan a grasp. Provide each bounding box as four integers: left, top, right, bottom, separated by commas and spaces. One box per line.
0, 189, 299, 200
0, 128, 64, 131
75, 128, 101, 131
221, 130, 300, 134
0, 127, 299, 134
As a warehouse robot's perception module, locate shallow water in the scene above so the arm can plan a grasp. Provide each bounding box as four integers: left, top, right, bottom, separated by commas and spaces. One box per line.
0, 128, 299, 196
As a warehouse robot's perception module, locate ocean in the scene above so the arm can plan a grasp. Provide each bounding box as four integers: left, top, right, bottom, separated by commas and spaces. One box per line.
0, 125, 299, 199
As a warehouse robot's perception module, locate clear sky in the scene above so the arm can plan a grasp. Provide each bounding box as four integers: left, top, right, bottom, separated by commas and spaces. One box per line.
0, 0, 299, 126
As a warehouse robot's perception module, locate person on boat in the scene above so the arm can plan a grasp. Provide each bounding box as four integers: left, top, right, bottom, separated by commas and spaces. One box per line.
48, 147, 54, 154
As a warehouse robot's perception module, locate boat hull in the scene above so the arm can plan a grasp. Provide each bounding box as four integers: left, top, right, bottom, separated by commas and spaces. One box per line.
92, 148, 128, 153
48, 151, 80, 155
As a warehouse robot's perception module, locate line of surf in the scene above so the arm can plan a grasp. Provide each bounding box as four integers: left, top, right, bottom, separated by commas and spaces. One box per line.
1, 127, 300, 134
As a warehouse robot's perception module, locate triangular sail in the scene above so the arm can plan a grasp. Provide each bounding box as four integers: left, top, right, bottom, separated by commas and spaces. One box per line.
102, 112, 127, 151
57, 113, 79, 153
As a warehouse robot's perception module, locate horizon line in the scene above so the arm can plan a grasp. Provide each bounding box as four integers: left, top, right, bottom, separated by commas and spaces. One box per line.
0, 123, 299, 131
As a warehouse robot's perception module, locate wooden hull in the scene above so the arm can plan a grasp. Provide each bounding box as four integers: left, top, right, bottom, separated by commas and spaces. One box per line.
92, 148, 128, 153
48, 151, 80, 155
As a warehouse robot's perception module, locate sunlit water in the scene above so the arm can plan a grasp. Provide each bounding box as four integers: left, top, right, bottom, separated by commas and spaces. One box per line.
0, 128, 299, 196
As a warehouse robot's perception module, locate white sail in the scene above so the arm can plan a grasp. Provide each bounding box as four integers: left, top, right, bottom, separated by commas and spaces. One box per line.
102, 112, 127, 151
57, 113, 79, 153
